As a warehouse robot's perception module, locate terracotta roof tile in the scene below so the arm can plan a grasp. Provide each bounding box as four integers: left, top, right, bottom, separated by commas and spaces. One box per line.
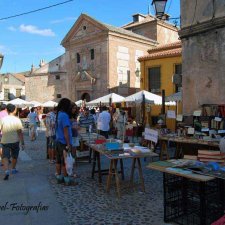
14, 73, 26, 82
147, 41, 181, 53
138, 48, 182, 61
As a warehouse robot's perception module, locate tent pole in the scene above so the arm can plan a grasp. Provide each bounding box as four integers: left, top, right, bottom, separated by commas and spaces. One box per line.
142, 93, 145, 126
161, 89, 165, 114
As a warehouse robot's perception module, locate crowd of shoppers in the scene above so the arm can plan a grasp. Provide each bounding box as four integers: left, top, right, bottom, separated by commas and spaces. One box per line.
0, 98, 130, 184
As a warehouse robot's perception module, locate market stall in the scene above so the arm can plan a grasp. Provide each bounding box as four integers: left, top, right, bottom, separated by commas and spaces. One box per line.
29, 100, 43, 107
42, 100, 58, 108
147, 159, 225, 225
86, 93, 125, 106
123, 90, 176, 139
75, 99, 84, 107
8, 98, 34, 108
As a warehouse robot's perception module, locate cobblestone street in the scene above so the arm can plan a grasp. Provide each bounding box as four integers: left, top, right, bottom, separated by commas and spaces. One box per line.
0, 129, 171, 225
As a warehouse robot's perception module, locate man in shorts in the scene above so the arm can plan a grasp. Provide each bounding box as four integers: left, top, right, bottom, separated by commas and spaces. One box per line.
0, 104, 25, 180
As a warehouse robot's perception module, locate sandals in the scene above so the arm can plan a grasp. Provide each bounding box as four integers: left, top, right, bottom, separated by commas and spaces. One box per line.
64, 176, 78, 186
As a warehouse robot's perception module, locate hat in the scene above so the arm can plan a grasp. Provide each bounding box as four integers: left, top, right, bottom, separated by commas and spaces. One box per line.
7, 104, 16, 113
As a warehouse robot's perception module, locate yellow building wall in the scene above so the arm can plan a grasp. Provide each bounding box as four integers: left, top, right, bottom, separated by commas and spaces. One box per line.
141, 56, 182, 131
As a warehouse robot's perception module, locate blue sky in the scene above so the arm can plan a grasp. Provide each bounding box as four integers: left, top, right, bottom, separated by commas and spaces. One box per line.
0, 0, 180, 73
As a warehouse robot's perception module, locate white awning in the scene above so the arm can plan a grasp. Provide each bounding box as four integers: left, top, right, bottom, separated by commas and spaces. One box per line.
42, 100, 58, 107
8, 98, 34, 108
165, 92, 182, 102
86, 93, 125, 106
29, 100, 43, 107
75, 100, 83, 107
124, 90, 176, 105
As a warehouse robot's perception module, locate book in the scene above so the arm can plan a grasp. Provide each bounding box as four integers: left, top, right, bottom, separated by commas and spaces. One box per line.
198, 150, 222, 155
183, 155, 198, 160
198, 158, 225, 163
198, 154, 225, 159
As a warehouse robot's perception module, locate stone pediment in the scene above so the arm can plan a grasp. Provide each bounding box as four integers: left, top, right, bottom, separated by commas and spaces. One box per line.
61, 14, 107, 45
72, 20, 103, 40
74, 70, 96, 84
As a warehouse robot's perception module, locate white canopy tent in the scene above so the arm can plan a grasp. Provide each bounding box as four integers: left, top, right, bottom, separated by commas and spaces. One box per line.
124, 90, 176, 105
8, 98, 34, 108
29, 100, 43, 107
165, 92, 182, 102
75, 100, 83, 107
42, 100, 58, 108
86, 93, 125, 106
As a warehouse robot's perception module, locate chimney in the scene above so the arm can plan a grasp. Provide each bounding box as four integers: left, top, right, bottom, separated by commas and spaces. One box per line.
132, 14, 146, 23
39, 59, 46, 67
31, 64, 35, 73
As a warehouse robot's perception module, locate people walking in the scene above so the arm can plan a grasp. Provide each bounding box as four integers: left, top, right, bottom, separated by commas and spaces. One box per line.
97, 106, 111, 139
28, 107, 39, 141
45, 107, 57, 164
0, 104, 24, 180
55, 98, 77, 185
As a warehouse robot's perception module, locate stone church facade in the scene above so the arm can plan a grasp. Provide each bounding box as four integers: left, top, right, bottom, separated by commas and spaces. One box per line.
25, 13, 179, 102
25, 55, 69, 102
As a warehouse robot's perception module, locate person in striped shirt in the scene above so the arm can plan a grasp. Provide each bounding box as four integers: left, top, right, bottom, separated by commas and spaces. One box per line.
78, 108, 95, 132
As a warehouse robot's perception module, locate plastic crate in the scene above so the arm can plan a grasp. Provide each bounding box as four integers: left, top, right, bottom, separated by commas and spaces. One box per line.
163, 173, 225, 225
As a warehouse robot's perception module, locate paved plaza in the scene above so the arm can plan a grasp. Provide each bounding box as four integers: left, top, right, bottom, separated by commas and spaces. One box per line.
0, 129, 172, 225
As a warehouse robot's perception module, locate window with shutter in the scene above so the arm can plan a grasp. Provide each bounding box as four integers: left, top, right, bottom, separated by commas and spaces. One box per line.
4, 89, 9, 100
175, 64, 182, 92
76, 53, 80, 63
148, 67, 161, 93
90, 49, 94, 60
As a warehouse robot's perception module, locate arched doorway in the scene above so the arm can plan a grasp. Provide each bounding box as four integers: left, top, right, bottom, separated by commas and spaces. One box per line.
81, 92, 90, 102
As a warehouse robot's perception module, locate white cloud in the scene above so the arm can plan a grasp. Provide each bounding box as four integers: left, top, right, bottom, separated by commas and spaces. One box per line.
50, 16, 76, 24
19, 24, 55, 37
8, 26, 17, 31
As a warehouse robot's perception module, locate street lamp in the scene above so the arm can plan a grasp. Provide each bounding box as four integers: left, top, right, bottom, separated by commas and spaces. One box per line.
135, 68, 143, 83
0, 54, 4, 70
152, 0, 168, 19
135, 68, 140, 78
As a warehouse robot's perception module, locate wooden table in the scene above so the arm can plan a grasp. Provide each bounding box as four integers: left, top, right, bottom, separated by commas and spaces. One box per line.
147, 160, 214, 182
87, 143, 158, 197
78, 132, 105, 162
159, 135, 220, 160
147, 160, 224, 225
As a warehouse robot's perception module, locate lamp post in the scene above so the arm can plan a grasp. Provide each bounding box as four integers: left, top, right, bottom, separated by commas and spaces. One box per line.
0, 54, 4, 70
135, 68, 140, 78
135, 68, 143, 83
152, 0, 168, 19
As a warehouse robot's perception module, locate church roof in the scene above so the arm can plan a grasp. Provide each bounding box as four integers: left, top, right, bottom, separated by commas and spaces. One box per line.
61, 13, 158, 45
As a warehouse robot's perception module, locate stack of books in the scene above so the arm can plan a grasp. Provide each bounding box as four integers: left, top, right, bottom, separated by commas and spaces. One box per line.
197, 150, 225, 163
